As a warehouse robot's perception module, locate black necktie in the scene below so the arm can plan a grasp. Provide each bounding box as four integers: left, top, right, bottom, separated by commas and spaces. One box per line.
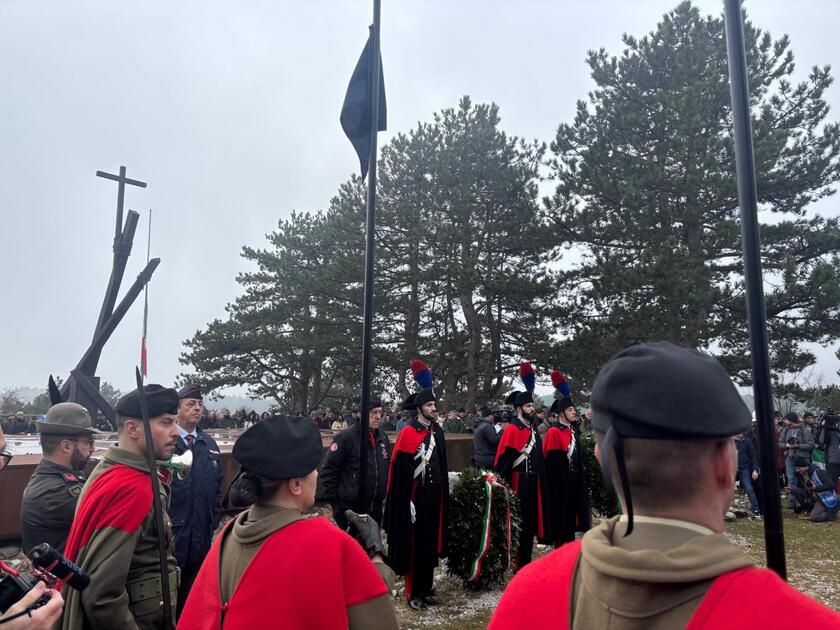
186, 434, 194, 448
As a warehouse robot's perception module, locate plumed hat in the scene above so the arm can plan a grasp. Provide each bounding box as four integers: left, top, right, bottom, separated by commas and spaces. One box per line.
514, 362, 535, 407
549, 370, 574, 414
411, 359, 436, 407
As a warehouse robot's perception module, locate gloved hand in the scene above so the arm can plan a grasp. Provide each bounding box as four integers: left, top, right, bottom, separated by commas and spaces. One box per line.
345, 509, 386, 559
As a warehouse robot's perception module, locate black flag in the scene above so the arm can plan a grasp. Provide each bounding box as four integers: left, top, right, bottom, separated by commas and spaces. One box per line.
340, 29, 386, 180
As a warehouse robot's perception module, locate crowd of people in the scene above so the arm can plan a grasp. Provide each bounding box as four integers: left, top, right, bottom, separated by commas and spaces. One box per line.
1, 343, 840, 629
732, 408, 840, 523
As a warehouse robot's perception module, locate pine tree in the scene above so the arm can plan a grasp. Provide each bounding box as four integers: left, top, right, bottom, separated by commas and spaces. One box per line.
546, 1, 840, 389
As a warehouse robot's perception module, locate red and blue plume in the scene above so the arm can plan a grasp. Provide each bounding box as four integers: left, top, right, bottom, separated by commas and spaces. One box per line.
410, 359, 434, 389
551, 369, 571, 398
519, 361, 536, 392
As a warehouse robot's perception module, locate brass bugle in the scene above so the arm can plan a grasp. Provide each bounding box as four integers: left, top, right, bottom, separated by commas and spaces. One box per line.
162, 449, 193, 480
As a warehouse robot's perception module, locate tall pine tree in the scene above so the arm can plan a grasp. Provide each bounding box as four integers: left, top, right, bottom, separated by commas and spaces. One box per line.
547, 1, 840, 389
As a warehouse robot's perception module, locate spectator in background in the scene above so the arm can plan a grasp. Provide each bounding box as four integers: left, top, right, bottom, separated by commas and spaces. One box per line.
380, 413, 396, 432
473, 406, 502, 469
734, 431, 761, 517
803, 412, 818, 440
779, 411, 815, 509
395, 411, 411, 434
444, 410, 466, 434
788, 457, 839, 522
245, 410, 259, 429
219, 409, 236, 429
331, 413, 348, 431
7, 411, 32, 434
817, 413, 840, 486
260, 411, 271, 421
537, 408, 551, 436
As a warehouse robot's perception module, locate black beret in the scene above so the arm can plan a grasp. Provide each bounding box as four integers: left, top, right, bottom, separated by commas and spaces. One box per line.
591, 342, 750, 439
233, 416, 322, 479
415, 387, 436, 407
401, 393, 418, 411
367, 396, 383, 412
115, 385, 179, 418
514, 390, 534, 407
792, 457, 810, 468
504, 392, 520, 406
550, 396, 574, 415
178, 384, 203, 400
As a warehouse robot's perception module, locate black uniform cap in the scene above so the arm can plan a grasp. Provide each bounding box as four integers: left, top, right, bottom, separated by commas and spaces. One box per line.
549, 396, 574, 415
401, 393, 418, 411
178, 384, 203, 400
590, 342, 750, 535
115, 385, 179, 418
415, 387, 436, 407
233, 415, 322, 479
514, 390, 534, 407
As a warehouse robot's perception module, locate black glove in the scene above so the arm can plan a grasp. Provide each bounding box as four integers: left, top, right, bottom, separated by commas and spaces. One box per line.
345, 509, 386, 559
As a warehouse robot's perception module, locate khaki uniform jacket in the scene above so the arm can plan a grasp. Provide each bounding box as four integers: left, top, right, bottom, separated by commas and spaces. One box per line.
60, 446, 178, 630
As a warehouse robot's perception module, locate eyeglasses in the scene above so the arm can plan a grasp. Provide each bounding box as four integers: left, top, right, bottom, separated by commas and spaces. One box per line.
0, 451, 12, 471
79, 437, 96, 449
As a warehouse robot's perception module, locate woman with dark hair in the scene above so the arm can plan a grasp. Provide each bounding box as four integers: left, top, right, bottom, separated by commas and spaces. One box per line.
179, 416, 398, 630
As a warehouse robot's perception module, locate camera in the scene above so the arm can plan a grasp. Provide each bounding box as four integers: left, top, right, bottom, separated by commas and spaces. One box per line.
820, 410, 839, 430
0, 543, 89, 613
493, 410, 512, 424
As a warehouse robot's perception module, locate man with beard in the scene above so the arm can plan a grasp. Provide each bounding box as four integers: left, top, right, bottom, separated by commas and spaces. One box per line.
494, 362, 548, 569
384, 360, 449, 610
60, 385, 181, 630
169, 385, 224, 617
542, 371, 591, 548
21, 402, 101, 553
322, 396, 392, 530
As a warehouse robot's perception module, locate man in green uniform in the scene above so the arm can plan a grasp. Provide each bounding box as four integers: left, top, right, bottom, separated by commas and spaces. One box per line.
60, 384, 181, 630
20, 402, 100, 553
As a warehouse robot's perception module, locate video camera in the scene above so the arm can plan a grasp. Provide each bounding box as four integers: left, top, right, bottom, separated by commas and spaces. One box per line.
493, 409, 512, 424
0, 543, 89, 613
819, 409, 839, 430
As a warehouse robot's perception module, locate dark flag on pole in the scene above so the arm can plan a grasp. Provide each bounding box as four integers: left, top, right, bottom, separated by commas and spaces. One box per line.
340, 29, 387, 180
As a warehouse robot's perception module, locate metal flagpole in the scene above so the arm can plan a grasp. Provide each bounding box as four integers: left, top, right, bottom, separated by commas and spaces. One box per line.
141, 209, 152, 376
723, 0, 786, 579
358, 0, 383, 516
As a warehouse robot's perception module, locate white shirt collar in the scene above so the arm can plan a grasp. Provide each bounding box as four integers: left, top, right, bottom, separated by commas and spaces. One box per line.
178, 425, 198, 440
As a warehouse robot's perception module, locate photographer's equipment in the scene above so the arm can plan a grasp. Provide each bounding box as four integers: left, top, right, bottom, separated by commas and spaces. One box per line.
28, 544, 89, 591
0, 544, 90, 613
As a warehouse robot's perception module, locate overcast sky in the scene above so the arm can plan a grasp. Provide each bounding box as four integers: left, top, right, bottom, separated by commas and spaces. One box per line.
1, 0, 839, 394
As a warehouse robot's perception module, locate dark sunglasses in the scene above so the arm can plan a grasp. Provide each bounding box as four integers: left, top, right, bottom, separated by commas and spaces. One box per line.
0, 451, 12, 471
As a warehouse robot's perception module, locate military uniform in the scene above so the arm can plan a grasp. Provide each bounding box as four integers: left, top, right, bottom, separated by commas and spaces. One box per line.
490, 342, 840, 629
21, 460, 85, 553
60, 385, 181, 630
179, 416, 398, 630
20, 401, 101, 553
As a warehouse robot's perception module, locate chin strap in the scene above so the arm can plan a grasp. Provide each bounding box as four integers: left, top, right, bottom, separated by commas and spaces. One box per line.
601, 425, 634, 536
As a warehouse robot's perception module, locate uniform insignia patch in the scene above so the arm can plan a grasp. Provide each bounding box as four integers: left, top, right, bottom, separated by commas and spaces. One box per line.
63, 472, 77, 481
330, 442, 339, 452
69, 485, 82, 496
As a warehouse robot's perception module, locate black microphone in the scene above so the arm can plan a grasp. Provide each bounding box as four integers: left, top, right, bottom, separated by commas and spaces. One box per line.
28, 544, 90, 591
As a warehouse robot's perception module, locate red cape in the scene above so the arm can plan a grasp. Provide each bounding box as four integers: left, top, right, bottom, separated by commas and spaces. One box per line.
63, 464, 152, 563
179, 516, 386, 630
489, 540, 840, 629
